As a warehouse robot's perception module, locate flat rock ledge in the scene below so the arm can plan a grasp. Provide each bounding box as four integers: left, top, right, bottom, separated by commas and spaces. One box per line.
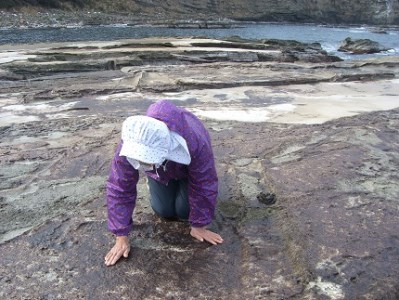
1, 37, 399, 299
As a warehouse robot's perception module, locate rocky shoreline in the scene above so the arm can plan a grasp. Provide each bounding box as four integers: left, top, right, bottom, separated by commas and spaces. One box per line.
1, 37, 399, 299
0, 10, 235, 28
1, 10, 399, 31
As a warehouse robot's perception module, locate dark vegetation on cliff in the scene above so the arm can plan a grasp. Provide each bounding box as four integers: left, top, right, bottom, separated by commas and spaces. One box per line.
0, 0, 134, 10
1, 0, 399, 25
0, 0, 85, 9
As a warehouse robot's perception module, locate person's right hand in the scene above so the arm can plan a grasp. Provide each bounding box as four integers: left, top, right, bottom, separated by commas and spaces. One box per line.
190, 226, 224, 245
104, 236, 130, 266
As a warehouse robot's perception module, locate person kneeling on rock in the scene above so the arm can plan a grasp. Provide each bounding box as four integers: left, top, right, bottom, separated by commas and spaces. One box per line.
104, 100, 223, 266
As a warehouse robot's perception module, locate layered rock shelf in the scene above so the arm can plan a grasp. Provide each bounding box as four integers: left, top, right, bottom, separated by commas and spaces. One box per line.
1, 37, 399, 299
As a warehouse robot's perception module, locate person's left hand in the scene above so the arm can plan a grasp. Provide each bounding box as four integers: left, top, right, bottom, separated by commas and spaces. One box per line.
190, 226, 224, 245
104, 236, 130, 267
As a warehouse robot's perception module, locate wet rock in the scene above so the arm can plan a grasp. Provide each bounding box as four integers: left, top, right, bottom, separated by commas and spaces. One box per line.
0, 37, 399, 299
0, 69, 25, 80
256, 192, 276, 205
338, 37, 391, 54
0, 37, 342, 81
227, 52, 259, 62
4, 59, 117, 76
370, 27, 389, 34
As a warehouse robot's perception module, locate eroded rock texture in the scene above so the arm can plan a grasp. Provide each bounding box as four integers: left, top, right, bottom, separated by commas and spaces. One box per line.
1, 38, 399, 299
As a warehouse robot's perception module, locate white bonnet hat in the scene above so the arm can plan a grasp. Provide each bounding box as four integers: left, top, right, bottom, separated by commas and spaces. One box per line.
119, 116, 191, 169
120, 116, 170, 166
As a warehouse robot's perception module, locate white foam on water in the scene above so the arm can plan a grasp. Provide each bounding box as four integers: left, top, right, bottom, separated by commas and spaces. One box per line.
106, 23, 129, 28
0, 52, 37, 64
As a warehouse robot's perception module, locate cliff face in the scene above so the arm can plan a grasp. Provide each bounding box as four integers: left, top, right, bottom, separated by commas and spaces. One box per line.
224, 0, 399, 25
1, 0, 398, 25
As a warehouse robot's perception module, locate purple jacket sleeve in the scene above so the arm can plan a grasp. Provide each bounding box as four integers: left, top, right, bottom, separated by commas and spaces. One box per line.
106, 141, 139, 236
187, 142, 218, 228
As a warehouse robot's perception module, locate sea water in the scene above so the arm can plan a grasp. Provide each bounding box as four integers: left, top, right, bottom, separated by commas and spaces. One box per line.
0, 23, 398, 59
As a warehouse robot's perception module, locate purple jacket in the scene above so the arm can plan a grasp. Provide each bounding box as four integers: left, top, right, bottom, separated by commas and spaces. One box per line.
106, 100, 218, 236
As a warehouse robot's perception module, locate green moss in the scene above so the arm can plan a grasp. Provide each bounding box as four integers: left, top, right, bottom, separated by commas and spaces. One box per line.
240, 207, 273, 224
217, 200, 245, 220
218, 199, 274, 224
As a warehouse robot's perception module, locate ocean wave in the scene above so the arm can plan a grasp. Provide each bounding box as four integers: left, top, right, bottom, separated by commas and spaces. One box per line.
101, 23, 129, 28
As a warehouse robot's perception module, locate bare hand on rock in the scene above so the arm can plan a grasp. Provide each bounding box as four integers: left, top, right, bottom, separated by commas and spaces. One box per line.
190, 226, 224, 245
105, 236, 130, 266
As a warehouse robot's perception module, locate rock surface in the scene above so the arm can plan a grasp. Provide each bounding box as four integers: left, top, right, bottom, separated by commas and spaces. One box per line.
1, 37, 399, 299
1, 0, 399, 25
338, 37, 391, 54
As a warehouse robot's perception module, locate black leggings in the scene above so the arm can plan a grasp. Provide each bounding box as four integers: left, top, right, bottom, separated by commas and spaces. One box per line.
147, 176, 189, 220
